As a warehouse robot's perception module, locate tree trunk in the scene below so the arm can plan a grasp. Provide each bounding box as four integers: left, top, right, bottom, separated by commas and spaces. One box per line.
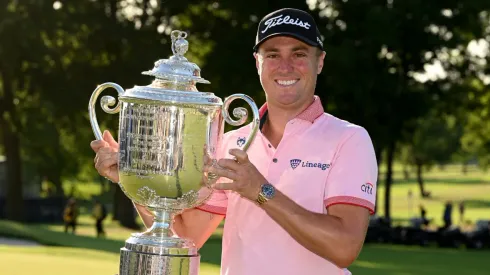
416, 161, 425, 196
384, 140, 395, 223
403, 164, 410, 180
0, 71, 24, 221
374, 146, 383, 214
462, 161, 468, 174
51, 173, 64, 198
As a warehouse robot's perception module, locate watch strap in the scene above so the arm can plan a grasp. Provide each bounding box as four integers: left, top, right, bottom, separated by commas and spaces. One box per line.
256, 192, 268, 205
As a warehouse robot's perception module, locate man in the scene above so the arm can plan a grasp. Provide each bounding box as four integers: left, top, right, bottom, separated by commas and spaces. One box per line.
92, 199, 107, 237
63, 198, 78, 234
91, 8, 377, 275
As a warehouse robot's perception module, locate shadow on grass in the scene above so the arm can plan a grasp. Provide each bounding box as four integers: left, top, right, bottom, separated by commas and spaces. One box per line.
0, 220, 123, 254
464, 199, 490, 209
351, 244, 490, 275
0, 219, 223, 266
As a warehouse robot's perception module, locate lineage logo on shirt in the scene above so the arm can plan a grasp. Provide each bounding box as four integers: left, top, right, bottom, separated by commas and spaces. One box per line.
290, 159, 330, 171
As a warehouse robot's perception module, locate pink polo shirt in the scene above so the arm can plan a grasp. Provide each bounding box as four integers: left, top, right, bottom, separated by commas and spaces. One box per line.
197, 96, 377, 275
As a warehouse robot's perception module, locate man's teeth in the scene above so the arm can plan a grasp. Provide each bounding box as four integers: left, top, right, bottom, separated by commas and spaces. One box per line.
276, 80, 298, 86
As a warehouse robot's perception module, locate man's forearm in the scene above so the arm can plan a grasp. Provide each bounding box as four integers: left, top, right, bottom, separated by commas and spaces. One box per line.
133, 203, 154, 229
260, 190, 365, 268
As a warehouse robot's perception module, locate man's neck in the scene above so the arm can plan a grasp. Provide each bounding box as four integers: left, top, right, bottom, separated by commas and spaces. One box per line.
262, 97, 315, 147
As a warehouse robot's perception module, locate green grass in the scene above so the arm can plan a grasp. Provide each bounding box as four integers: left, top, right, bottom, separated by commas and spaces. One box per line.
0, 246, 221, 275
1, 218, 489, 275
350, 244, 490, 275
1, 163, 490, 274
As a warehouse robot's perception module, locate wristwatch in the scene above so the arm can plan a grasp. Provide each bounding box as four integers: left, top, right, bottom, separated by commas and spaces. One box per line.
256, 183, 276, 205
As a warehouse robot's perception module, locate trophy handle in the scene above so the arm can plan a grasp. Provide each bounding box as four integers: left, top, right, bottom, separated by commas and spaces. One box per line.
88, 82, 124, 140
222, 94, 260, 152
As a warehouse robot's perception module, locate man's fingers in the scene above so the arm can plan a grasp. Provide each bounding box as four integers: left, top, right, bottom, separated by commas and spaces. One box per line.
218, 158, 240, 171
103, 130, 119, 148
90, 140, 108, 152
208, 165, 238, 181
229, 149, 248, 164
95, 157, 117, 174
212, 181, 235, 191
95, 151, 118, 167
99, 146, 116, 154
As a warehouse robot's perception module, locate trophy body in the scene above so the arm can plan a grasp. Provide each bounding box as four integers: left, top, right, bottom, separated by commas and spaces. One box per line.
89, 31, 259, 275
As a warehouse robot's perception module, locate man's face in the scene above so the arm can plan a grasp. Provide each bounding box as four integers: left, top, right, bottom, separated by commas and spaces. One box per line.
255, 36, 325, 108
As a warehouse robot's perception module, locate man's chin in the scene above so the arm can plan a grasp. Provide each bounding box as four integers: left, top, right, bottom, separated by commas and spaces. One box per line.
275, 96, 302, 107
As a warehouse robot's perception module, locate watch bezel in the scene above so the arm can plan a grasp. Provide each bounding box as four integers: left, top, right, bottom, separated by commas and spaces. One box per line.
261, 183, 275, 199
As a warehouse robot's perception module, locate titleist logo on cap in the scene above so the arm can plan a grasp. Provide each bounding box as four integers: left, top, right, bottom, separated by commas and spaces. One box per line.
261, 14, 311, 34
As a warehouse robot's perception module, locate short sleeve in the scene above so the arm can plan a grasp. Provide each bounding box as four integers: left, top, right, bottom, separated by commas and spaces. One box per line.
196, 189, 228, 215
324, 127, 378, 215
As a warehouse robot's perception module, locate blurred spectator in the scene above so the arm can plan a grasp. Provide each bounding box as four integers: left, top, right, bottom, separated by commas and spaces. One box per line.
63, 198, 79, 234
459, 201, 465, 224
443, 201, 453, 229
92, 199, 107, 237
419, 204, 429, 227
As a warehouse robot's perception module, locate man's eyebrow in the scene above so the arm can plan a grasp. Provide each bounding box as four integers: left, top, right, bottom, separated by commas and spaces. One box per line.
292, 45, 309, 52
261, 45, 310, 53
262, 47, 280, 53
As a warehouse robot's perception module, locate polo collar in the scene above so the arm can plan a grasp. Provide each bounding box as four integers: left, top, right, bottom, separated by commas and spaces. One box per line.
258, 96, 324, 127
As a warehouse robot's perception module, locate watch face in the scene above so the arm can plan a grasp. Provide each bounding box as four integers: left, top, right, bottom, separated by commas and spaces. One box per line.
261, 183, 275, 199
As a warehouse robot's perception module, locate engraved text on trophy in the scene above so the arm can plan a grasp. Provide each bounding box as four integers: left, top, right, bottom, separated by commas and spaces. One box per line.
119, 104, 186, 177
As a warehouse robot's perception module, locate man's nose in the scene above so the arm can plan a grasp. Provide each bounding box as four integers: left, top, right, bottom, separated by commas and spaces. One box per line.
277, 57, 294, 73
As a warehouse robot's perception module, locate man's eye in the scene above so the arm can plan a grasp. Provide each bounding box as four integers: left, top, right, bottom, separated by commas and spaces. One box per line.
267, 54, 278, 58
295, 52, 307, 57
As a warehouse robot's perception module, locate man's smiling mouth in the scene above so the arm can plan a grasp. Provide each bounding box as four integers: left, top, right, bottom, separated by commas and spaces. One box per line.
275, 79, 299, 86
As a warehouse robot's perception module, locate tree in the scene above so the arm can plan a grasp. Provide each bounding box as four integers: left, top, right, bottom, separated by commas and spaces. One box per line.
399, 112, 463, 197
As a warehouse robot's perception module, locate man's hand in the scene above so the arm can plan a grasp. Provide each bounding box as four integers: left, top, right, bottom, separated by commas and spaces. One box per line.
206, 148, 267, 201
90, 130, 119, 183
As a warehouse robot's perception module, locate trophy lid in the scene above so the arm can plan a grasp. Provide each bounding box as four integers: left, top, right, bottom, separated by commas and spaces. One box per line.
121, 30, 221, 105
142, 30, 210, 85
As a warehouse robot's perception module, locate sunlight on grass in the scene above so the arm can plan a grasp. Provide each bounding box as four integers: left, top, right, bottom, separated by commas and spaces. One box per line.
0, 246, 221, 275
0, 246, 120, 275
352, 260, 399, 270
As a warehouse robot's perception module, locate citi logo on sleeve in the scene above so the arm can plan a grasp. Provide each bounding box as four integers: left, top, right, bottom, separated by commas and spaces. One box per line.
261, 14, 312, 34
361, 183, 374, 195
290, 159, 331, 171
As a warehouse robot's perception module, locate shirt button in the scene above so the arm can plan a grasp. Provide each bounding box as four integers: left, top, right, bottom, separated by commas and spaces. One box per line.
272, 158, 278, 163
268, 144, 272, 148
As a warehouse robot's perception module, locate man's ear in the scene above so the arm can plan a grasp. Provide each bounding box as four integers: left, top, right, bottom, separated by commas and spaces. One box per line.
254, 52, 260, 74
317, 51, 326, 74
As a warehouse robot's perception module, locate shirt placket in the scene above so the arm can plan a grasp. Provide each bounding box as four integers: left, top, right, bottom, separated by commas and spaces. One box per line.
264, 119, 309, 184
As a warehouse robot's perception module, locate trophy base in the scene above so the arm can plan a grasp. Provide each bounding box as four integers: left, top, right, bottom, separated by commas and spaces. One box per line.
119, 233, 200, 275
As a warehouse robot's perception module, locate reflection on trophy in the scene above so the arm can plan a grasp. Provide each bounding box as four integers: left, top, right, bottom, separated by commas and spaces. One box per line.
88, 30, 259, 275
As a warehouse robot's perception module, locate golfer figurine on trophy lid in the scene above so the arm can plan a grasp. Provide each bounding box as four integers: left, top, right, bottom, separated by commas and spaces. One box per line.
88, 30, 260, 275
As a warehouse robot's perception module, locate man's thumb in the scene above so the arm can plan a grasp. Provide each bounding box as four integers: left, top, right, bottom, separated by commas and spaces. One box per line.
102, 130, 119, 148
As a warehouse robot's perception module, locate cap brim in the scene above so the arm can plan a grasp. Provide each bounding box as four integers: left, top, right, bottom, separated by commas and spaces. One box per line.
253, 32, 323, 52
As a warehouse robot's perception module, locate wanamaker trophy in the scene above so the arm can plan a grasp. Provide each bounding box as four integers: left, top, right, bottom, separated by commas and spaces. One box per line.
88, 30, 260, 275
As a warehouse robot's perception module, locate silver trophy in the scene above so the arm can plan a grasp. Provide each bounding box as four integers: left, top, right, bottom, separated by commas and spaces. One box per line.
88, 30, 259, 275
